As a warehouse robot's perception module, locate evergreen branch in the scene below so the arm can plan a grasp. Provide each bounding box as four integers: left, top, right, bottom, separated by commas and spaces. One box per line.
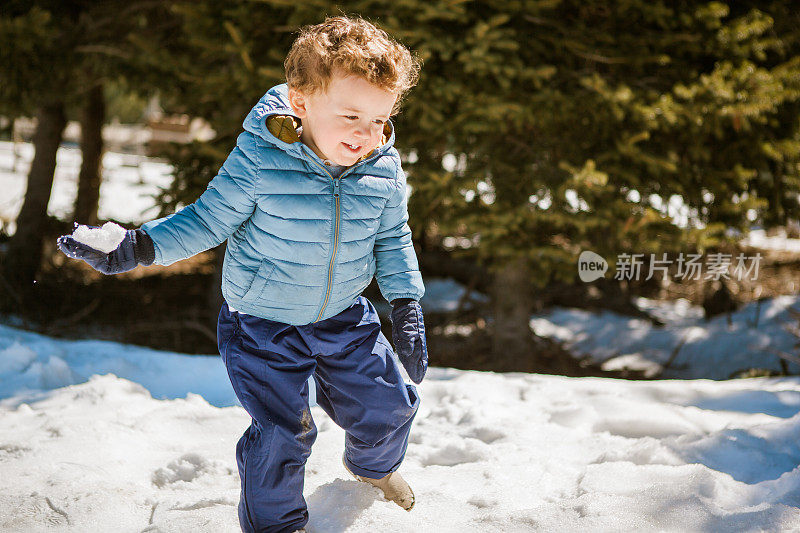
564, 40, 629, 65
74, 45, 132, 60
79, 0, 167, 34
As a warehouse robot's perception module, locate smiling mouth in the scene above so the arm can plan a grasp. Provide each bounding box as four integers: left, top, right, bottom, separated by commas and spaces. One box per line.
343, 142, 361, 152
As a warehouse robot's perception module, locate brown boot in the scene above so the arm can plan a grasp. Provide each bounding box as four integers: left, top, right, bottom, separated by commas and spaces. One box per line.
342, 456, 415, 511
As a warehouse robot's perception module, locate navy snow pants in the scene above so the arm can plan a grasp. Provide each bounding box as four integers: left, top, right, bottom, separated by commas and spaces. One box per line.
217, 296, 420, 533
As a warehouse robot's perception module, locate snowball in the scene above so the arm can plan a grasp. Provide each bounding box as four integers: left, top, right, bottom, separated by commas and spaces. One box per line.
71, 222, 126, 253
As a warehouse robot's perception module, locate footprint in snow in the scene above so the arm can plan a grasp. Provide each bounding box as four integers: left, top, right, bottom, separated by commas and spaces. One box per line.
152, 453, 214, 487
169, 498, 237, 511
547, 406, 595, 429
305, 479, 381, 532
420, 441, 487, 467
0, 443, 30, 460
467, 496, 498, 508
463, 426, 506, 444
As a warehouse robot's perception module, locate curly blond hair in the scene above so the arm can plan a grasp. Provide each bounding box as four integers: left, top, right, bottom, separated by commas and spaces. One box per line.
284, 16, 421, 114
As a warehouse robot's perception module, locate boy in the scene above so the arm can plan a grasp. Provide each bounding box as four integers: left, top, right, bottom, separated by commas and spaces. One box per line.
58, 16, 427, 533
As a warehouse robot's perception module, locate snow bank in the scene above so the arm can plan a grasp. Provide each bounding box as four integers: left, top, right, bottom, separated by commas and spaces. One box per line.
532, 295, 800, 380
741, 228, 800, 253
0, 324, 236, 407
419, 278, 488, 313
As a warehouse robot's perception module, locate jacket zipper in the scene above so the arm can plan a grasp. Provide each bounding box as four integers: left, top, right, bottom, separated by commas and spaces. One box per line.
305, 148, 375, 322
309, 158, 340, 322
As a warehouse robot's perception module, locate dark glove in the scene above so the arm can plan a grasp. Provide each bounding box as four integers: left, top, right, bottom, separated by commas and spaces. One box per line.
57, 228, 155, 275
389, 298, 428, 384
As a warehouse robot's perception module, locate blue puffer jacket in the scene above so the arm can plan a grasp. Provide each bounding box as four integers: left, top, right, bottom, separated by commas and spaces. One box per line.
141, 83, 424, 325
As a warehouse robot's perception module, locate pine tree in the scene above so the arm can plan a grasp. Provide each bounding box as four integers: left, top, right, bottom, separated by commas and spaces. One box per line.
0, 1, 177, 289
388, 0, 800, 365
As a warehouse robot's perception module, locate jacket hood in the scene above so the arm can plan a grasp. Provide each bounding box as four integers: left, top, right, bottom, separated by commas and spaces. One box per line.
242, 83, 396, 168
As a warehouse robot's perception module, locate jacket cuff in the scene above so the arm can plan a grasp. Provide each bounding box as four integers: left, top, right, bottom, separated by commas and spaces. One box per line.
133, 229, 156, 266
385, 291, 424, 304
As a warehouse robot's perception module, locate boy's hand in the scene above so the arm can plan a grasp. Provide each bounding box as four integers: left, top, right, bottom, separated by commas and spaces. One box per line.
57, 228, 155, 275
389, 299, 428, 384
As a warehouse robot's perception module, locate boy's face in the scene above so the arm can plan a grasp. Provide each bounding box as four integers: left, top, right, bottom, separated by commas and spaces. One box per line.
288, 72, 397, 167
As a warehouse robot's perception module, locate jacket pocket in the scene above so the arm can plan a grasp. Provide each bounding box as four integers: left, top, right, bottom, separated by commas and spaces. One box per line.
242, 259, 276, 301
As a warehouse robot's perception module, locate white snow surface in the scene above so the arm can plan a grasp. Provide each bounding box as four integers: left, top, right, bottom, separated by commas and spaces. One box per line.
2, 324, 800, 531
741, 228, 800, 253
70, 221, 127, 253
532, 295, 800, 380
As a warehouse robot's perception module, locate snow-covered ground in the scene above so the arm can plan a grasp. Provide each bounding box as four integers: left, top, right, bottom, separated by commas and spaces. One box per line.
3, 322, 800, 531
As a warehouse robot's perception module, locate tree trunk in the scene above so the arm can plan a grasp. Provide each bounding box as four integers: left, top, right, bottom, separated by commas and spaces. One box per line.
491, 257, 536, 368
74, 82, 105, 225
3, 103, 67, 286
11, 118, 22, 174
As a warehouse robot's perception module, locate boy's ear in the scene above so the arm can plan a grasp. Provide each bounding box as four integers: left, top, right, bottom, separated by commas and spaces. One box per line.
288, 88, 308, 119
